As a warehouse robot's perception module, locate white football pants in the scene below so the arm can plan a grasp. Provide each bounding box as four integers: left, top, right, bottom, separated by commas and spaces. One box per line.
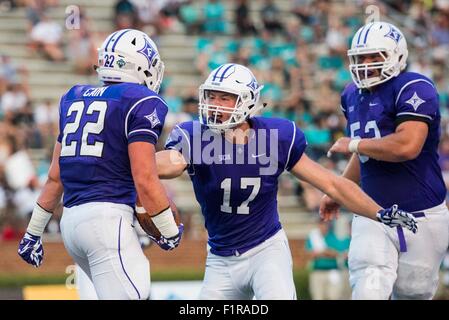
199, 229, 297, 300
349, 202, 449, 300
76, 264, 98, 300
60, 202, 150, 300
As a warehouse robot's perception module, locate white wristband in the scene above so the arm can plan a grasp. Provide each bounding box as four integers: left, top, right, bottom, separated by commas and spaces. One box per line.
151, 207, 178, 238
27, 204, 53, 237
135, 206, 146, 214
348, 139, 361, 154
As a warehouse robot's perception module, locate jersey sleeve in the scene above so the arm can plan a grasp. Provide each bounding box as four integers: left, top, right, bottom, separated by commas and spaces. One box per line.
340, 95, 347, 119
57, 92, 67, 143
165, 122, 193, 172
126, 96, 168, 145
284, 121, 308, 171
395, 80, 439, 126
340, 83, 353, 120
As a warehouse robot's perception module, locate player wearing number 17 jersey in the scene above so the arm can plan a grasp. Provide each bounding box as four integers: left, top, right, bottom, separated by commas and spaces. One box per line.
157, 63, 418, 300
17, 29, 183, 299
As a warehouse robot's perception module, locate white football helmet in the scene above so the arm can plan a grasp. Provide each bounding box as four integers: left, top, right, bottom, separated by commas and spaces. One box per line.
348, 21, 408, 89
96, 29, 164, 93
199, 63, 264, 131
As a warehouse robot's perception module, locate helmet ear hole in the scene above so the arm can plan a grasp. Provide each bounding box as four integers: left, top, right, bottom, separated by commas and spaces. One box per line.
144, 70, 152, 77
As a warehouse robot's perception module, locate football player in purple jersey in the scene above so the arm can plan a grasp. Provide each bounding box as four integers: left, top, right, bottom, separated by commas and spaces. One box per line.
322, 21, 449, 299
157, 63, 417, 299
17, 29, 183, 299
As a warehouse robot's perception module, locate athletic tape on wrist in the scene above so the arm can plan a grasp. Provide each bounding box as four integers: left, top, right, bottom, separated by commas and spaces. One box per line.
27, 204, 53, 237
151, 207, 178, 238
135, 206, 146, 214
348, 139, 361, 154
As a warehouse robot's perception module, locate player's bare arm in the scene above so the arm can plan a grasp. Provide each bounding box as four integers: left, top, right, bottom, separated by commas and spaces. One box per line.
27, 141, 63, 236
320, 153, 360, 220
129, 142, 180, 239
36, 142, 64, 213
17, 142, 63, 267
156, 149, 187, 179
329, 121, 428, 162
129, 142, 170, 213
290, 153, 381, 220
293, 154, 417, 233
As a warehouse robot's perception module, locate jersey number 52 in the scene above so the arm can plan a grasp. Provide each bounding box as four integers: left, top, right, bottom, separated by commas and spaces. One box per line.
350, 120, 381, 163
60, 101, 107, 157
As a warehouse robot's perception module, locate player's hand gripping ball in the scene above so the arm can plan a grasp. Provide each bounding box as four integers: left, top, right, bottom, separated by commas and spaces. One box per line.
135, 199, 181, 240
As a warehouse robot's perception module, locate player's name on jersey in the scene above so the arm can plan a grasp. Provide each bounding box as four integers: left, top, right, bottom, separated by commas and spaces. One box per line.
83, 87, 109, 97
178, 303, 269, 317
168, 122, 282, 175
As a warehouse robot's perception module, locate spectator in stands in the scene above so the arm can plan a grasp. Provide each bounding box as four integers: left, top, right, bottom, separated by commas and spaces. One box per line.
1, 82, 29, 124
131, 0, 164, 35
235, 0, 257, 36
67, 25, 97, 75
114, 0, 138, 29
178, 0, 203, 34
33, 99, 58, 139
0, 0, 16, 12
305, 113, 333, 158
0, 55, 29, 99
305, 218, 347, 300
29, 13, 64, 61
431, 12, 449, 46
325, 18, 348, 56
181, 85, 199, 120
292, 0, 314, 24
409, 55, 434, 79
260, 0, 285, 36
25, 0, 46, 30
203, 0, 226, 34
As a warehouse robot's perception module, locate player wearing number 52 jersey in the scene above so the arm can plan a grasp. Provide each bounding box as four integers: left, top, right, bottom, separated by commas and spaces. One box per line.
324, 22, 449, 300
17, 29, 183, 299
157, 63, 418, 300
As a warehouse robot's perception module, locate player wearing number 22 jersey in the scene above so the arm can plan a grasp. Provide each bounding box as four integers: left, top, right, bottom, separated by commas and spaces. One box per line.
17, 29, 183, 300
157, 63, 418, 300
58, 82, 167, 208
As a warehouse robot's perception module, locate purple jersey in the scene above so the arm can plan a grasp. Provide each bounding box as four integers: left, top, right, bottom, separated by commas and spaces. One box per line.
165, 117, 307, 256
341, 72, 446, 211
58, 83, 167, 208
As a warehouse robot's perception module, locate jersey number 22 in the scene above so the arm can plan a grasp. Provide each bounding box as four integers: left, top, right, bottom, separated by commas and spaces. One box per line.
60, 101, 107, 157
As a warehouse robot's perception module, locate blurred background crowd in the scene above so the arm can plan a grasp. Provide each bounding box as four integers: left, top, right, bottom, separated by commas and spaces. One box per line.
1, 0, 449, 298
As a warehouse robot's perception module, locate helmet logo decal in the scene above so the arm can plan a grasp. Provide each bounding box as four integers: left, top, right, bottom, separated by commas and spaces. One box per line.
137, 37, 157, 68
212, 64, 235, 82
385, 25, 402, 43
247, 77, 259, 91
116, 58, 126, 68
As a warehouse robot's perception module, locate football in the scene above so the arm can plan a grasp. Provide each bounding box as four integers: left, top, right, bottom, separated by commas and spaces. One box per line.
135, 199, 181, 240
